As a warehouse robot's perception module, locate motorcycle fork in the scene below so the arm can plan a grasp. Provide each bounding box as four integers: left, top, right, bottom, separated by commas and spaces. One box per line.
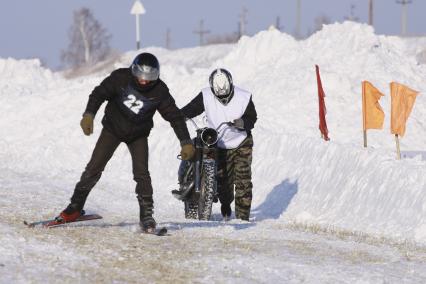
195, 148, 218, 196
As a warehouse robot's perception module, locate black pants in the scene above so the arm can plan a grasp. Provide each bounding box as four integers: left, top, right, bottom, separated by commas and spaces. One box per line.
70, 128, 154, 218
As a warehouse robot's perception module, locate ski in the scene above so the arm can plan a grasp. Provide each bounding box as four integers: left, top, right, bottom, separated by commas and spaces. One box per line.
24, 214, 103, 228
141, 226, 168, 236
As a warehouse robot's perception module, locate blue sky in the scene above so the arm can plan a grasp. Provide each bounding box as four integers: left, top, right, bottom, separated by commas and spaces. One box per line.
1, 0, 425, 69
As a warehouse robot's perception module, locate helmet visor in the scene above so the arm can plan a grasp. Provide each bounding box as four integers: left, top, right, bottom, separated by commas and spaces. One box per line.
131, 64, 159, 81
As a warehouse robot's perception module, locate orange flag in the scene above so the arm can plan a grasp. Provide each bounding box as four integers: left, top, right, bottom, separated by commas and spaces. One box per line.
390, 82, 419, 137
362, 81, 385, 130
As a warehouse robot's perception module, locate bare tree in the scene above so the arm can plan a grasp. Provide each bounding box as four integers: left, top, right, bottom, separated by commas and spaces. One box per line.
61, 8, 112, 68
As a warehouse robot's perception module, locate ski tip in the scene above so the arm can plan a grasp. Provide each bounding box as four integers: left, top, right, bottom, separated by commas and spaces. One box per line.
141, 227, 168, 236
157, 227, 168, 236
23, 213, 103, 229
24, 220, 36, 228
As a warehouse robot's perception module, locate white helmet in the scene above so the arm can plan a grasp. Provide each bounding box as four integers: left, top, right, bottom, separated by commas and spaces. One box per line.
209, 68, 233, 98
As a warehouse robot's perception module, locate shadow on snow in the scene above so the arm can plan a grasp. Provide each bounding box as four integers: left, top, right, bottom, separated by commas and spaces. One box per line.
251, 178, 298, 221
54, 179, 298, 231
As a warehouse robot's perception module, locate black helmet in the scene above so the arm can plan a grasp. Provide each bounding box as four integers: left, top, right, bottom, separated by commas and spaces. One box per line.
131, 53, 160, 81
209, 68, 234, 97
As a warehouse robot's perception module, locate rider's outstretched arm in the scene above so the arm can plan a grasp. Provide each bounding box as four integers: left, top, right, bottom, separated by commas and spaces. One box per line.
181, 92, 205, 119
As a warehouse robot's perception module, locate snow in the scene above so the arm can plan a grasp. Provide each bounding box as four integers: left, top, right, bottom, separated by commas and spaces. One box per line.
1, 22, 426, 282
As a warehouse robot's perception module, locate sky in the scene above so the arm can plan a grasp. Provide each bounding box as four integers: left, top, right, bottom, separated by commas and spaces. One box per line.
1, 0, 425, 70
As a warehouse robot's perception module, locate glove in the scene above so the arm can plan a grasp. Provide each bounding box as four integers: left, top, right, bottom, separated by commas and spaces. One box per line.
80, 113, 94, 136
233, 118, 245, 130
180, 143, 195, 160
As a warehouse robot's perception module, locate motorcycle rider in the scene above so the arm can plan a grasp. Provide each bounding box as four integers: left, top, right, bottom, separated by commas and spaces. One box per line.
181, 68, 257, 221
56, 52, 195, 232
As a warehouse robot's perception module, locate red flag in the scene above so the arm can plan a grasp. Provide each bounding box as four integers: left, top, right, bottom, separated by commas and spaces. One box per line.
315, 65, 330, 141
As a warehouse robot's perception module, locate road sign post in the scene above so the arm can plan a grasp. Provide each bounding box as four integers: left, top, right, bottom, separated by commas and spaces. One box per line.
130, 0, 146, 50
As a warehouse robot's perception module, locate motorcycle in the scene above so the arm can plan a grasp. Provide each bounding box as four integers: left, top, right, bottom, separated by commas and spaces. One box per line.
172, 119, 232, 220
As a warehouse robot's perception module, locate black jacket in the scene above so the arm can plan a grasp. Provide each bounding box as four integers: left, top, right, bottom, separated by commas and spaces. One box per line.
181, 91, 257, 136
84, 68, 190, 144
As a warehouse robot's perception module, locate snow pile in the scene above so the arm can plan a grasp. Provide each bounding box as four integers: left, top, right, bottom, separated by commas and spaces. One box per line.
0, 58, 59, 95
225, 22, 426, 242
417, 47, 426, 65
404, 36, 426, 65
1, 21, 426, 250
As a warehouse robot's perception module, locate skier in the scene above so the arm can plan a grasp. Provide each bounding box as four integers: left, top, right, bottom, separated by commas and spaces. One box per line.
181, 68, 257, 221
56, 52, 195, 232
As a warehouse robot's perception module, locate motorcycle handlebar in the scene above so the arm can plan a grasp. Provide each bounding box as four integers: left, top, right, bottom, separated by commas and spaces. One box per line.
186, 118, 234, 131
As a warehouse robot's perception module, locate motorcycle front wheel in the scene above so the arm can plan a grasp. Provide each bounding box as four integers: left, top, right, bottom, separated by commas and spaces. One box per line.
184, 200, 198, 219
198, 159, 216, 220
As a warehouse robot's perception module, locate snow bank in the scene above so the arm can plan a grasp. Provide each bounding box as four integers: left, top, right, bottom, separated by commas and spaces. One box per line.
0, 58, 59, 95
253, 131, 426, 242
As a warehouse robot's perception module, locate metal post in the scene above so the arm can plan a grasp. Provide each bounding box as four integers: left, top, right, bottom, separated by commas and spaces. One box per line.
402, 2, 407, 35
368, 0, 374, 26
130, 0, 146, 50
396, 0, 412, 36
275, 16, 282, 31
296, 0, 301, 38
165, 28, 171, 49
362, 81, 367, 148
193, 20, 210, 46
363, 131, 367, 148
395, 134, 401, 159
136, 14, 140, 50
239, 6, 248, 37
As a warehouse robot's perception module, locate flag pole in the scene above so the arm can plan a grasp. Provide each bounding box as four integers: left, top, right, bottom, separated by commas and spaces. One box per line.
362, 81, 367, 148
363, 131, 367, 147
395, 134, 401, 160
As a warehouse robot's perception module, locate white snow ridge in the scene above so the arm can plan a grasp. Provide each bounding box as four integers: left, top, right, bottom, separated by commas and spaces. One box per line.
1, 22, 426, 283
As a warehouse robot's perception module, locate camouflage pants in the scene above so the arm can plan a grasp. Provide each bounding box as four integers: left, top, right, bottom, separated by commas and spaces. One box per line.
217, 136, 253, 220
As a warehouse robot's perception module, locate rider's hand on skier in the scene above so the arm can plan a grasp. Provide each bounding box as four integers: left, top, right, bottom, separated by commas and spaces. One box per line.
233, 118, 245, 130
80, 113, 94, 136
180, 143, 195, 160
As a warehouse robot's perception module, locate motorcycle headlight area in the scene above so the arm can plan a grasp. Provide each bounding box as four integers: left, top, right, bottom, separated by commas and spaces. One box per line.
200, 128, 218, 146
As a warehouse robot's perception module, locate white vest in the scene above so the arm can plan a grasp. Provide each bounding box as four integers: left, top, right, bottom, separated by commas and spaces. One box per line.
202, 86, 251, 149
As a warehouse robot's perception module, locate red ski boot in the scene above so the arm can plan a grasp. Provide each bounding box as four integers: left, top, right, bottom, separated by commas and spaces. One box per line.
56, 204, 84, 223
